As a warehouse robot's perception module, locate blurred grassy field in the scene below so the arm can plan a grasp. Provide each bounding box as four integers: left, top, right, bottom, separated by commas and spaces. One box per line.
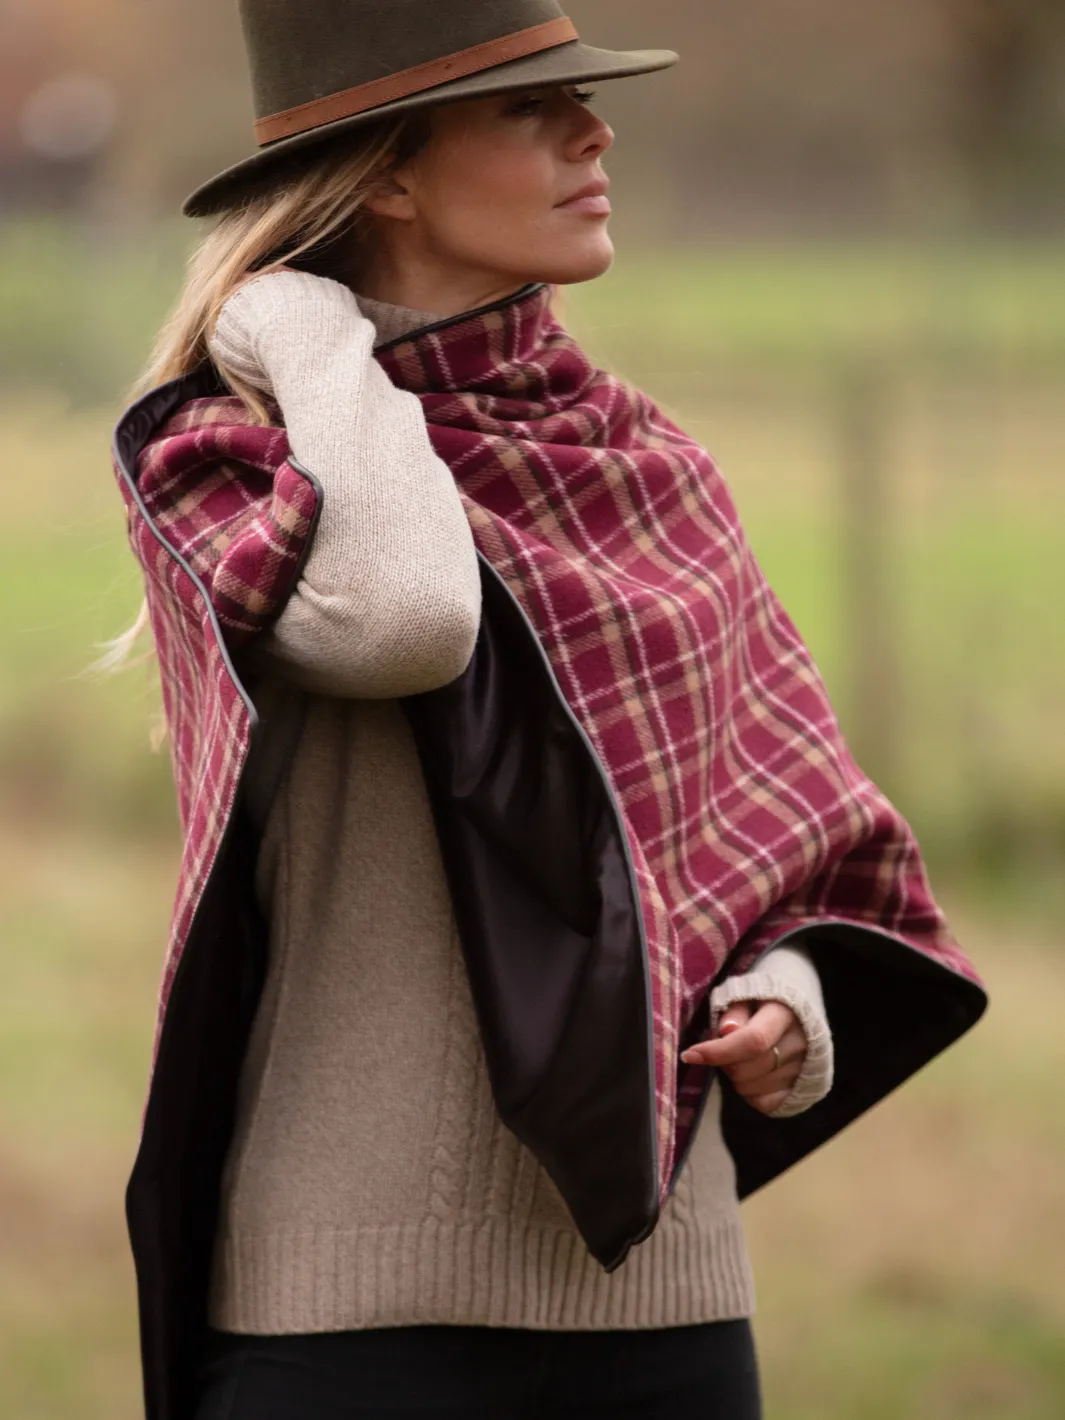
1, 226, 1063, 1416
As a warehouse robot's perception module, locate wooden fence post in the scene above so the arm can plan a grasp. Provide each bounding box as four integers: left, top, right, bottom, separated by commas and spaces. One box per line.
836, 360, 901, 789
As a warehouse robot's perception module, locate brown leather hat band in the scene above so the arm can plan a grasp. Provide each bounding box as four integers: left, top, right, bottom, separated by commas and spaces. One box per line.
254, 16, 580, 145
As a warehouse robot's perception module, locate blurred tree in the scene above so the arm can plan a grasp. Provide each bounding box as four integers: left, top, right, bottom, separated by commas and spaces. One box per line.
945, 0, 1065, 206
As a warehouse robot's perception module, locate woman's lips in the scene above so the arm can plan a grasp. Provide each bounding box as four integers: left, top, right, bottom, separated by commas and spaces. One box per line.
558, 193, 612, 216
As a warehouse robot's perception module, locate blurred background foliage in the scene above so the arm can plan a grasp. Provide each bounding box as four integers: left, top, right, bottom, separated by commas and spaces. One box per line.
0, 1, 1063, 1417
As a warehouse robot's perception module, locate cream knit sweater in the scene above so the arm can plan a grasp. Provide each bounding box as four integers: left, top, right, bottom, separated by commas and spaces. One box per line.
204, 271, 834, 1336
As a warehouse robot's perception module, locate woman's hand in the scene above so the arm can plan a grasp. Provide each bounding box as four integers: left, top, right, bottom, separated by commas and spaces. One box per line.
680, 1000, 808, 1115
208, 267, 357, 397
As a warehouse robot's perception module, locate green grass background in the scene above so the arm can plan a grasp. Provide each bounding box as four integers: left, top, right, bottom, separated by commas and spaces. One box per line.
1, 224, 1063, 1417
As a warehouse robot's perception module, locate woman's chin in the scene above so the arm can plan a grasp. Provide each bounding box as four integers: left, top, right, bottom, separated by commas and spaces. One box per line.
532, 235, 615, 287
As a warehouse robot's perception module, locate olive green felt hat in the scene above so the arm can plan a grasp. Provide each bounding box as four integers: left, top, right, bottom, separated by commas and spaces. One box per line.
183, 0, 677, 217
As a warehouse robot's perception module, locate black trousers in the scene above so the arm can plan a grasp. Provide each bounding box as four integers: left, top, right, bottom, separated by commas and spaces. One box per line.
193, 1319, 762, 1420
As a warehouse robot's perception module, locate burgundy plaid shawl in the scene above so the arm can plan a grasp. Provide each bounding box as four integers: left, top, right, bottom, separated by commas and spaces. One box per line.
377, 287, 980, 1188
119, 399, 319, 1057
121, 284, 981, 1203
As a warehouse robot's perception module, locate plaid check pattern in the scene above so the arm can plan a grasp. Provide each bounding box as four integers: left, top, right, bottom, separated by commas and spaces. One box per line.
377, 288, 981, 1192
115, 395, 317, 1059
118, 287, 980, 1203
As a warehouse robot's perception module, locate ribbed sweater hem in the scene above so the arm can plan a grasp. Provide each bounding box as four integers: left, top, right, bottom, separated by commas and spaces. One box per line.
207, 1216, 756, 1334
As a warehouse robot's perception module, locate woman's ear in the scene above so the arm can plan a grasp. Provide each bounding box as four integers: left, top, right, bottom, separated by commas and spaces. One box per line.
364, 170, 418, 222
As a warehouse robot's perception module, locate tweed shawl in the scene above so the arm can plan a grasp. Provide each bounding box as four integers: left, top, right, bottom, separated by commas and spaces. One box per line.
117, 409, 319, 1056
118, 283, 981, 1203
375, 286, 980, 1187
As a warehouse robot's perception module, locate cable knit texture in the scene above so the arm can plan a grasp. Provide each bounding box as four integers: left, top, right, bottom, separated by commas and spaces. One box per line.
205, 272, 835, 1336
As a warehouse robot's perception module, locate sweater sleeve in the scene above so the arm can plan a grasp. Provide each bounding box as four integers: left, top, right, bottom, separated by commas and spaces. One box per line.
708, 943, 834, 1119
208, 269, 482, 699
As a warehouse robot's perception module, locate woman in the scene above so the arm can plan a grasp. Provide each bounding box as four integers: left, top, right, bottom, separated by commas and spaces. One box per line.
111, 3, 987, 1418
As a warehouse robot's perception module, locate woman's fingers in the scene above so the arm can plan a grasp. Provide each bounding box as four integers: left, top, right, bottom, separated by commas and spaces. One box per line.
680, 1000, 796, 1068
732, 1060, 802, 1098
744, 1089, 793, 1115
677, 999, 809, 1116
718, 1001, 752, 1036
726, 1026, 807, 1086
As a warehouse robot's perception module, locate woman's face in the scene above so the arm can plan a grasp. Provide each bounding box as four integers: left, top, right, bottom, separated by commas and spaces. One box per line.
365, 85, 616, 303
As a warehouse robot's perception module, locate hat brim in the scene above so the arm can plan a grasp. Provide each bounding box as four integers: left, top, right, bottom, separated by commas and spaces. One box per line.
183, 41, 678, 217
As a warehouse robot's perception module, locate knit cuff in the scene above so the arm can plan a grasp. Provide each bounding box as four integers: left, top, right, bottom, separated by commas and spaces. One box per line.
709, 944, 834, 1118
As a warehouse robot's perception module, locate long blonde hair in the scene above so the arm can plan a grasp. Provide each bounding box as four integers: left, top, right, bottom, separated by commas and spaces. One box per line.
99, 114, 430, 673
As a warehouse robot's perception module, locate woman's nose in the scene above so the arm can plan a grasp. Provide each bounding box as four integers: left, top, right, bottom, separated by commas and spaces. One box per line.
568, 106, 614, 162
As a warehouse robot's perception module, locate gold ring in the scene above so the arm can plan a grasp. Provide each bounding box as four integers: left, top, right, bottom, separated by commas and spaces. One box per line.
771, 1044, 781, 1072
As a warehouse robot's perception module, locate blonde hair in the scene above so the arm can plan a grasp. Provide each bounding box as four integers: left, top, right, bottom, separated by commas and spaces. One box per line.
98, 114, 430, 676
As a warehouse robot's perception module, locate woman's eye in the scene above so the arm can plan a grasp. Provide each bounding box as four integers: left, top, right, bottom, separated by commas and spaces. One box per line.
506, 88, 596, 117
508, 94, 545, 117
